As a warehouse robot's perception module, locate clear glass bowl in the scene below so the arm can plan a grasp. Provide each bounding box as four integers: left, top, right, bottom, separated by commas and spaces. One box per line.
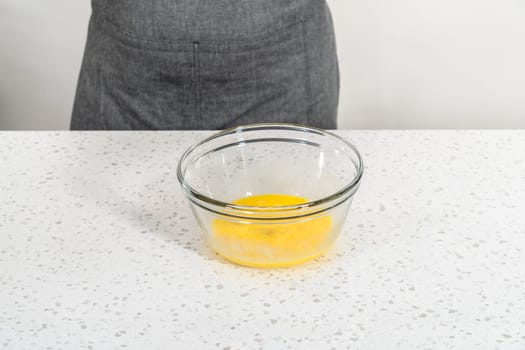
177, 124, 363, 268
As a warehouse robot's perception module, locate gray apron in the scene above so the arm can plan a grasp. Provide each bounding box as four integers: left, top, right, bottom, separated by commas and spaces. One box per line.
71, 0, 339, 130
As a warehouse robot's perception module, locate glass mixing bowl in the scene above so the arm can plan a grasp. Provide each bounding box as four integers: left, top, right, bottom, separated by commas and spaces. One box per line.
177, 124, 363, 268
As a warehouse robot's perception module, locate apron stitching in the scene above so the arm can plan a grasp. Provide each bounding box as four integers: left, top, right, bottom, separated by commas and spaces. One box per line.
94, 13, 304, 49
193, 42, 202, 128
301, 20, 313, 126
96, 62, 106, 130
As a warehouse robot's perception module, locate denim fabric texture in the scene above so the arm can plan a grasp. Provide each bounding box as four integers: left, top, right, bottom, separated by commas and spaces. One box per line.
71, 1, 339, 130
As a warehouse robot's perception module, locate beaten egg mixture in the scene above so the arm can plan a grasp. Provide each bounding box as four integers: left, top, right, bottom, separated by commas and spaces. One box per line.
211, 194, 332, 267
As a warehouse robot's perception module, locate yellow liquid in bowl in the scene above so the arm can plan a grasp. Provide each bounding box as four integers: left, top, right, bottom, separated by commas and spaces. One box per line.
211, 194, 332, 268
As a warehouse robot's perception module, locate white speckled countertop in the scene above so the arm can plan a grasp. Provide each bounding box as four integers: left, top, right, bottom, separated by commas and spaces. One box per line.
1, 131, 525, 350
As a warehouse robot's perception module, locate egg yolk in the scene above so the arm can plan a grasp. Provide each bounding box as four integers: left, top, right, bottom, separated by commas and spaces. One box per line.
211, 194, 332, 268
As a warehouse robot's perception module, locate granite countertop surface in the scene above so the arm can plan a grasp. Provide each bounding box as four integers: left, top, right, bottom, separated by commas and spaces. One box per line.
1, 130, 524, 349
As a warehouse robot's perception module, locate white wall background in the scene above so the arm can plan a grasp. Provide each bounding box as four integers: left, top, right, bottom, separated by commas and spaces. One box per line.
1, 0, 524, 130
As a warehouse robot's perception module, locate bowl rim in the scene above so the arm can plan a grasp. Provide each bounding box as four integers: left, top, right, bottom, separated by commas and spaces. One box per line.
177, 123, 364, 213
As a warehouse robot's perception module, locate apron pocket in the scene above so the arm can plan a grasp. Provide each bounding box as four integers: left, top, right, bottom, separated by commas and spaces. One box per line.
197, 20, 311, 129
99, 39, 196, 130
97, 19, 310, 129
